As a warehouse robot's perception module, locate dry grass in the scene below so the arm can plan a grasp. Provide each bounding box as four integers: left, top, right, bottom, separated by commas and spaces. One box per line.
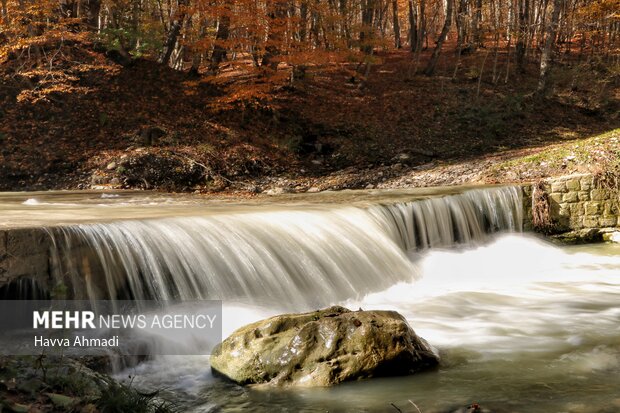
531, 181, 554, 233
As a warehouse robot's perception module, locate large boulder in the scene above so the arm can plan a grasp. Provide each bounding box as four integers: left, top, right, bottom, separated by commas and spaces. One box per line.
210, 306, 438, 387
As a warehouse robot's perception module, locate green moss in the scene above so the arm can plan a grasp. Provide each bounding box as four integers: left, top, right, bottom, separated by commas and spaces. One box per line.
95, 381, 178, 413
490, 128, 620, 175
0, 357, 177, 413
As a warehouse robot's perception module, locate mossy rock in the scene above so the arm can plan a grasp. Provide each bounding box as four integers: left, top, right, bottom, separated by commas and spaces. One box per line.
210, 306, 438, 387
0, 356, 176, 413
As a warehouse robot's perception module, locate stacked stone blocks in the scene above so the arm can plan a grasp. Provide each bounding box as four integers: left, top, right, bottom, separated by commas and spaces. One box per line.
524, 174, 620, 232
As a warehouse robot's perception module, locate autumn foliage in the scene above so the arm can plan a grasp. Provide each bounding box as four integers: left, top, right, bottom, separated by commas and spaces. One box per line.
0, 1, 617, 79
0, 0, 618, 193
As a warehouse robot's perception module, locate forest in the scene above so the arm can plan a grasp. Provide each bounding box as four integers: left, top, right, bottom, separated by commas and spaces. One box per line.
0, 0, 618, 193
1, 2, 620, 413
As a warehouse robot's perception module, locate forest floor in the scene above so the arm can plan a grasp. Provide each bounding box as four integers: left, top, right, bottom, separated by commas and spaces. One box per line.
1, 37, 619, 194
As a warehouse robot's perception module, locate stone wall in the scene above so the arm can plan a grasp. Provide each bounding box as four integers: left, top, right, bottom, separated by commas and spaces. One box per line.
522, 173, 620, 235
0, 228, 51, 288
0, 228, 125, 299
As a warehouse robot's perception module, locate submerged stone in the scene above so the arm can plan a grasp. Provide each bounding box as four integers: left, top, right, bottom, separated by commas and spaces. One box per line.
210, 306, 439, 387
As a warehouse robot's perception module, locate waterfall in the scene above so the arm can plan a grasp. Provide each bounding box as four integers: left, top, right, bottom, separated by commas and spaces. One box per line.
48, 186, 522, 307
370, 186, 523, 250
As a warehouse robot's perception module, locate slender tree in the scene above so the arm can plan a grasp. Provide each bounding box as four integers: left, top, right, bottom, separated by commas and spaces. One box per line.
538, 0, 564, 92
160, 0, 189, 66
408, 0, 418, 51
262, 0, 289, 69
392, 0, 402, 48
516, 0, 530, 71
209, 1, 231, 74
417, 0, 426, 51
360, 0, 377, 53
424, 0, 453, 75
83, 0, 101, 30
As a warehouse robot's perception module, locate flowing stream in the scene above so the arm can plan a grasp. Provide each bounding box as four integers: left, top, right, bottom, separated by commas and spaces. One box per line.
125, 236, 620, 413
46, 186, 521, 305
2, 186, 619, 412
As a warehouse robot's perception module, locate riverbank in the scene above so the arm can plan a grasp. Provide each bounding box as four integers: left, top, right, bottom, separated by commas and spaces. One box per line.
1, 39, 618, 194
0, 356, 176, 413
241, 128, 620, 195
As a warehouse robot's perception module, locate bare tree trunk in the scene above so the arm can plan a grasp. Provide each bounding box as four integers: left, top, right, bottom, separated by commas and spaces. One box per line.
159, 0, 188, 67
505, 29, 512, 83
536, 0, 548, 53
83, 0, 101, 30
491, 0, 501, 83
408, 0, 417, 51
131, 0, 141, 50
424, 0, 453, 75
262, 0, 288, 70
209, 3, 231, 74
473, 0, 483, 46
360, 0, 376, 54
189, 48, 202, 75
410, 0, 425, 73
455, 0, 467, 51
377, 1, 389, 38
392, 0, 402, 48
300, 0, 309, 42
516, 0, 529, 71
538, 0, 563, 92
453, 0, 467, 79
476, 49, 489, 98
310, 0, 321, 48
189, 15, 207, 76
339, 0, 351, 46
417, 0, 426, 51
326, 0, 338, 47
156, 0, 168, 32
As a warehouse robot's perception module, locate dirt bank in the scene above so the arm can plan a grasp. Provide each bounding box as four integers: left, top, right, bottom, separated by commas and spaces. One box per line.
1, 39, 618, 194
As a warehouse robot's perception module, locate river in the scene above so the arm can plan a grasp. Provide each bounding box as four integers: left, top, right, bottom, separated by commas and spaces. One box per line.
1, 187, 618, 412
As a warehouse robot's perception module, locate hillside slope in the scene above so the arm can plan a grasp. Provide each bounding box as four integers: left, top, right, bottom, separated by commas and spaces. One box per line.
1, 39, 618, 193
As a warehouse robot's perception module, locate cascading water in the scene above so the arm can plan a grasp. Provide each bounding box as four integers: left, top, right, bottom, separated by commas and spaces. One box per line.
2, 186, 619, 413
369, 186, 522, 250
47, 186, 523, 306
126, 234, 620, 413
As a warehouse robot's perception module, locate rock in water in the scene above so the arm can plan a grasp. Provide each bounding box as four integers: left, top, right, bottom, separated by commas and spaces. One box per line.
210, 306, 438, 387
